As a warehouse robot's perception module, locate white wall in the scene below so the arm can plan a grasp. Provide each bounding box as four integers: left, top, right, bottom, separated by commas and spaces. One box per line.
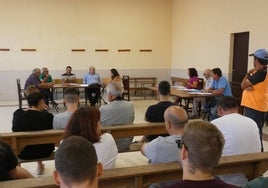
0, 0, 172, 101
172, 0, 268, 78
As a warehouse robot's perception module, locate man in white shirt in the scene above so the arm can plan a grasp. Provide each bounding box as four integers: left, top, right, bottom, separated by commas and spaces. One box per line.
191, 69, 213, 118
211, 96, 261, 186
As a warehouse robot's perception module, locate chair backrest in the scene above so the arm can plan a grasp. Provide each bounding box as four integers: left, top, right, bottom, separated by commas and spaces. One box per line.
16, 79, 26, 108
197, 78, 204, 90
122, 75, 130, 101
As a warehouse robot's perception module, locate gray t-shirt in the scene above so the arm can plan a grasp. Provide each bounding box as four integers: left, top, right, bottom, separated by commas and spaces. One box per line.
143, 135, 181, 164
100, 100, 135, 151
53, 111, 72, 129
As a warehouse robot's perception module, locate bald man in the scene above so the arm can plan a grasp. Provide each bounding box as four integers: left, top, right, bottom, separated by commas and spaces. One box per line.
141, 106, 188, 164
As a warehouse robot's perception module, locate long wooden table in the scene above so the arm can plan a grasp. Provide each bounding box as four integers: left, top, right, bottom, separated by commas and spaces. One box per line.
147, 86, 213, 99
147, 86, 214, 114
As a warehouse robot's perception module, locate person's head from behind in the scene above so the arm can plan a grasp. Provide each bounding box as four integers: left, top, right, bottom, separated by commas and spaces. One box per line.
158, 81, 170, 96
216, 96, 238, 117
178, 120, 224, 176
26, 92, 46, 110
106, 82, 123, 102
64, 88, 80, 105
64, 106, 101, 143
54, 136, 103, 188
110, 68, 120, 80
66, 66, 72, 75
164, 106, 188, 134
188, 68, 198, 78
211, 68, 222, 80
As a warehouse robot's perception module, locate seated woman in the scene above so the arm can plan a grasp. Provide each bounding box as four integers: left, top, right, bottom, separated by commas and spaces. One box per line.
184, 67, 199, 89
63, 106, 118, 169
0, 140, 34, 181
12, 90, 54, 175
110, 68, 122, 83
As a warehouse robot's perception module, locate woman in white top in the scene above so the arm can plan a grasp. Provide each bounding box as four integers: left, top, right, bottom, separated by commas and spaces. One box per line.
63, 106, 118, 169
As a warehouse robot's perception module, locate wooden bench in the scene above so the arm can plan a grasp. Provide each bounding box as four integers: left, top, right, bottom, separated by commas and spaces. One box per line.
1, 152, 268, 188
0, 123, 167, 162
129, 77, 157, 97
171, 77, 188, 86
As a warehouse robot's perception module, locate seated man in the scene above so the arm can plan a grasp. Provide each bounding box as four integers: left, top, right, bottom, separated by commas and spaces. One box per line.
191, 69, 213, 118
164, 120, 238, 188
141, 106, 187, 164
100, 82, 134, 152
211, 96, 261, 186
39, 67, 57, 106
206, 68, 232, 120
144, 81, 175, 142
0, 140, 33, 181
83, 66, 101, 106
54, 136, 103, 188
53, 88, 79, 129
61, 66, 76, 84
24, 68, 53, 106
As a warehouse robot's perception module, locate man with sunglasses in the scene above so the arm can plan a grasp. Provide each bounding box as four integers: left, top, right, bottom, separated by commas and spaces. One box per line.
164, 120, 238, 188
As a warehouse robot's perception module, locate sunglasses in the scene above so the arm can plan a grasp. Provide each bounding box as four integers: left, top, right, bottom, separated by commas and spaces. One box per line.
176, 140, 188, 150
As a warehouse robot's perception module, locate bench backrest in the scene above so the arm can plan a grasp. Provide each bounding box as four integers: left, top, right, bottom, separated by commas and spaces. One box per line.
0, 122, 166, 155
1, 152, 268, 188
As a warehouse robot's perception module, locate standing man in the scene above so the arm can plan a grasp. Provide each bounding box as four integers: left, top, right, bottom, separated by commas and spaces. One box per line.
206, 68, 232, 120
61, 66, 76, 84
241, 49, 268, 152
83, 66, 101, 106
144, 81, 175, 142
100, 82, 134, 151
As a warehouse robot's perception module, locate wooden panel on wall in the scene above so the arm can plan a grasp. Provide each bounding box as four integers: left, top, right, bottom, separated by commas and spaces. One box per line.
139, 49, 152, 52
95, 49, 109, 52
118, 49, 131, 52
0, 48, 10, 51
71, 49, 86, 52
21, 49, 36, 52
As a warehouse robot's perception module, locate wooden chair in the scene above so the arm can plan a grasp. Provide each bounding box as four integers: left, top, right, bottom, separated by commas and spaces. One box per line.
122, 75, 130, 101
16, 79, 27, 109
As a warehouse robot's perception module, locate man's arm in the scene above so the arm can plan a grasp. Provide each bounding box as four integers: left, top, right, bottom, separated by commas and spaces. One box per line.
9, 166, 34, 179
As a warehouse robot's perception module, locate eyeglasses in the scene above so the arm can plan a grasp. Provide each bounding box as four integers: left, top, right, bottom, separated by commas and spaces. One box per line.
176, 140, 188, 150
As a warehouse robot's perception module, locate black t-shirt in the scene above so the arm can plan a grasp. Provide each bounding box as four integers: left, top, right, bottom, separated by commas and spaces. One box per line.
249, 69, 267, 85
12, 109, 54, 159
0, 141, 18, 181
145, 101, 175, 141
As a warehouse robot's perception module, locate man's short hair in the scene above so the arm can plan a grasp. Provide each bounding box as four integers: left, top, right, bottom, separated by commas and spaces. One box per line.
55, 136, 98, 186
212, 68, 222, 77
106, 82, 123, 97
158, 81, 170, 96
32, 68, 41, 74
216, 96, 238, 111
66, 66, 72, 70
182, 120, 224, 174
26, 92, 44, 107
64, 88, 80, 103
164, 106, 188, 129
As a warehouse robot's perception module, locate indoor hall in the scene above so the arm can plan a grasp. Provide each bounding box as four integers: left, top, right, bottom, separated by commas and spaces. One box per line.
0, 98, 268, 178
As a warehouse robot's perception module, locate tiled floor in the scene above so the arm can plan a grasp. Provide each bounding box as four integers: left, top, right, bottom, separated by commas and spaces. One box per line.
0, 99, 267, 177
